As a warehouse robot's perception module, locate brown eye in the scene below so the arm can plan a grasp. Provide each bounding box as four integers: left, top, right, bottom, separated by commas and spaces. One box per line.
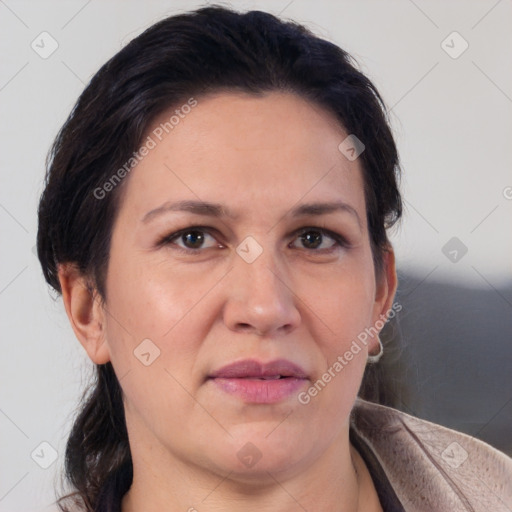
159, 227, 220, 252
180, 230, 205, 249
291, 229, 339, 251
300, 230, 323, 249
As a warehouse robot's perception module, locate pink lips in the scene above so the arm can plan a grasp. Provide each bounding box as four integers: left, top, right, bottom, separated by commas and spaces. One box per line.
208, 359, 308, 403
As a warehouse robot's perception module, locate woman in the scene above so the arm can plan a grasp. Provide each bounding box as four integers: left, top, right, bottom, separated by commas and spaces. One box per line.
36, 5, 512, 512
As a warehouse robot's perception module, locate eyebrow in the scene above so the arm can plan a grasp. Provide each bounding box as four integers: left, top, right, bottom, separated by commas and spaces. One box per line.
141, 199, 362, 228
142, 200, 236, 223
292, 202, 360, 226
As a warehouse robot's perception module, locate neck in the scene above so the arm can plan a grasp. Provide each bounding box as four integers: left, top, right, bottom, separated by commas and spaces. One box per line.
121, 427, 368, 512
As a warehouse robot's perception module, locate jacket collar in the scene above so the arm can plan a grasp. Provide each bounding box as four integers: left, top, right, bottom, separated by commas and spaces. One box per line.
351, 398, 512, 511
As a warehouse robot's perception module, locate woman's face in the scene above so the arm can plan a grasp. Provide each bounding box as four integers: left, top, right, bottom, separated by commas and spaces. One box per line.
98, 91, 396, 480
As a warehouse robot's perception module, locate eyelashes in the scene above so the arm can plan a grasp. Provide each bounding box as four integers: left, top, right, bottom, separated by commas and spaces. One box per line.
158, 226, 222, 252
158, 227, 221, 252
156, 225, 350, 255
290, 227, 349, 252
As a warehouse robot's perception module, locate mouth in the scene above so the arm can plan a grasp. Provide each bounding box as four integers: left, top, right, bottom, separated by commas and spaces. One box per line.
208, 358, 309, 403
208, 358, 308, 379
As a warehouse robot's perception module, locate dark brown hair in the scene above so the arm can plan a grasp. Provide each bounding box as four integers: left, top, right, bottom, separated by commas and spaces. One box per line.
36, 5, 402, 510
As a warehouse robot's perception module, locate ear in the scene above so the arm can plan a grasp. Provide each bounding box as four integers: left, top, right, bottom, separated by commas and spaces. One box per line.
371, 246, 398, 335
58, 263, 110, 365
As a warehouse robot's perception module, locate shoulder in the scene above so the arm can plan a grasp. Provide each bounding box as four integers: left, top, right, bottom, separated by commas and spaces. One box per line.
351, 398, 512, 512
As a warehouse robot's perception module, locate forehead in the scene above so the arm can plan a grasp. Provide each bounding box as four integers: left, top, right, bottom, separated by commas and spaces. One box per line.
118, 91, 366, 224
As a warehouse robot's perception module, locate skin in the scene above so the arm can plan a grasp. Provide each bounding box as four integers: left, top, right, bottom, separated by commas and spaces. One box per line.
59, 91, 397, 511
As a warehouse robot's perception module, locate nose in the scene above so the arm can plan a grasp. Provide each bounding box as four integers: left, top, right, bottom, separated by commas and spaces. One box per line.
223, 247, 301, 337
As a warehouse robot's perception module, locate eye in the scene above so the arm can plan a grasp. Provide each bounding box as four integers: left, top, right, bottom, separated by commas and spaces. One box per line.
158, 227, 221, 253
290, 228, 347, 252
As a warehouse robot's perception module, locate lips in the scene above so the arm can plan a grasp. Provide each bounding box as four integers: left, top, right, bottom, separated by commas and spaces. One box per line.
208, 358, 308, 380
208, 359, 309, 403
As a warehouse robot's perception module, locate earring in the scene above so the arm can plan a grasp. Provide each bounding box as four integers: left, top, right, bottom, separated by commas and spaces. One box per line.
367, 336, 383, 364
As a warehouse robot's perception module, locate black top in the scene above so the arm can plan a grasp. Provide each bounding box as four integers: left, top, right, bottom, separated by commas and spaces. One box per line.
349, 427, 405, 511
95, 428, 404, 511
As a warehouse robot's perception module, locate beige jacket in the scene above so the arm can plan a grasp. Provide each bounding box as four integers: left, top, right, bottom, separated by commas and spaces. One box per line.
351, 398, 512, 511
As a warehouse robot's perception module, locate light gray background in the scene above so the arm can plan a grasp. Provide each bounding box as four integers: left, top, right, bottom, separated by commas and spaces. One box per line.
1, 1, 511, 510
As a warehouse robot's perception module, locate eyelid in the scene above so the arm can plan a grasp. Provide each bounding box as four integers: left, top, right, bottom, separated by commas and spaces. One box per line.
290, 226, 350, 249
157, 225, 350, 253
157, 225, 223, 250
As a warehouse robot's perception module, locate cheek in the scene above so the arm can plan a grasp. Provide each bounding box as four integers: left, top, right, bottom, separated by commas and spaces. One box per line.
107, 241, 192, 324
298, 254, 376, 342
103, 249, 231, 391
105, 265, 203, 356
295, 268, 375, 424
102, 262, 215, 438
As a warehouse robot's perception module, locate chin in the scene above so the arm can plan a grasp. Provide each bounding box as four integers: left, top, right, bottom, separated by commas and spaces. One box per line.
201, 429, 313, 482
